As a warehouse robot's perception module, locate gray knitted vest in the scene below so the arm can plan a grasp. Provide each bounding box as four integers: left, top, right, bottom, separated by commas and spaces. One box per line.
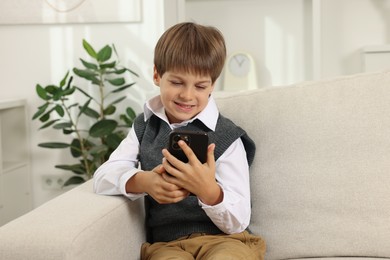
133, 113, 255, 243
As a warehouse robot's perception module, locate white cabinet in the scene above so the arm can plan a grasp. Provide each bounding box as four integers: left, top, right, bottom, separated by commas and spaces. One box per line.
0, 99, 32, 226
362, 45, 390, 73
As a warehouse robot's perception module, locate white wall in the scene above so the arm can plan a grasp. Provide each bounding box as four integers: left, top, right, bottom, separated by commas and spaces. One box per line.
185, 0, 311, 88
183, 0, 390, 87
0, 0, 165, 207
320, 0, 390, 78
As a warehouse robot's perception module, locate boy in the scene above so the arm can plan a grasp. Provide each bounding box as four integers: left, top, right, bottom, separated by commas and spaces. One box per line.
93, 22, 265, 259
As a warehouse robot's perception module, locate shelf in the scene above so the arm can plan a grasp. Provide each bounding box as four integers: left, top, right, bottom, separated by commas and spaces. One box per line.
0, 99, 25, 110
2, 161, 28, 174
362, 45, 390, 54
362, 45, 390, 72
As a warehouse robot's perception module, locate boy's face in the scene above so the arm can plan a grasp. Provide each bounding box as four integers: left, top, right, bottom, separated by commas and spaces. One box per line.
153, 68, 214, 124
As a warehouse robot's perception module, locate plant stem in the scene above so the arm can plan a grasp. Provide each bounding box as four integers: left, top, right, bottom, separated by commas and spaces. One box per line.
61, 97, 92, 178
98, 71, 107, 165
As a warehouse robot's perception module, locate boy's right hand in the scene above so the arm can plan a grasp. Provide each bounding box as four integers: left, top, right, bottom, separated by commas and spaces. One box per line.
125, 165, 190, 204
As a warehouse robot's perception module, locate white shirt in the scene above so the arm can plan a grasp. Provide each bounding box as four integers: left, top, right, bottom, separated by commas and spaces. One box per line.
93, 95, 251, 234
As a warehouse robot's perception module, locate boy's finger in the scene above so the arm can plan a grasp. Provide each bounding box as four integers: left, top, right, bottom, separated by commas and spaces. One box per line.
162, 148, 182, 167
153, 164, 165, 174
161, 157, 175, 175
178, 140, 197, 162
207, 143, 216, 167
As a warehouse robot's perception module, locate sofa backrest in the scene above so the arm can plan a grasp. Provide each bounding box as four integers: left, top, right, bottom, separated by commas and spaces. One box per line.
214, 70, 390, 260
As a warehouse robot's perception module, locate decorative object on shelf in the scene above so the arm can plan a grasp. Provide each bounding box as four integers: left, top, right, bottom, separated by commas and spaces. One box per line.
32, 39, 138, 186
44, 0, 88, 13
223, 52, 258, 91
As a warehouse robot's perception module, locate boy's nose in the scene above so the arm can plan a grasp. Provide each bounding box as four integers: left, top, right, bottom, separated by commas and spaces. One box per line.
179, 87, 194, 100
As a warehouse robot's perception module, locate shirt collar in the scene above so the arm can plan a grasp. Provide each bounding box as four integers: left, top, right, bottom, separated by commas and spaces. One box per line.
143, 95, 219, 131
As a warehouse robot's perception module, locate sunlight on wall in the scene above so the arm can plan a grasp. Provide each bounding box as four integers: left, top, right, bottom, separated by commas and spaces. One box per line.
48, 26, 77, 82
265, 16, 283, 86
265, 16, 300, 86
286, 34, 297, 84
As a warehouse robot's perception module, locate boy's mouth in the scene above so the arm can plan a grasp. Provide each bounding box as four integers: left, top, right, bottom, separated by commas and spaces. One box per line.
174, 102, 195, 111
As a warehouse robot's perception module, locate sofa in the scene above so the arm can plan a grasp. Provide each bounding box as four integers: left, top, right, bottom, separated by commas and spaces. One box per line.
1, 69, 390, 260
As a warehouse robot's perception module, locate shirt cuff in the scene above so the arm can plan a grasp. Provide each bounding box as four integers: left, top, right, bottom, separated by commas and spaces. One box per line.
198, 184, 228, 214
119, 168, 147, 200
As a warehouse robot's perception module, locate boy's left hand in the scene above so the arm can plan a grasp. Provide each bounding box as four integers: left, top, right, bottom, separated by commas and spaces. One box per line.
162, 140, 223, 206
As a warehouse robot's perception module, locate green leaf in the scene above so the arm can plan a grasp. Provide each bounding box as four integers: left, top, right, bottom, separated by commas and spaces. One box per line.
63, 129, 74, 135
32, 103, 49, 120
113, 68, 126, 74
63, 176, 86, 186
54, 105, 65, 117
39, 119, 60, 129
108, 77, 125, 86
36, 84, 49, 100
53, 122, 73, 129
38, 112, 50, 123
105, 133, 123, 149
83, 39, 97, 59
109, 96, 126, 106
82, 106, 100, 119
78, 98, 92, 117
112, 43, 119, 58
55, 164, 85, 175
111, 83, 135, 93
70, 138, 82, 157
73, 68, 97, 78
126, 107, 136, 120
39, 105, 54, 123
120, 114, 133, 127
97, 45, 112, 62
126, 68, 139, 77
45, 85, 58, 95
103, 105, 116, 115
100, 61, 116, 69
90, 77, 101, 85
73, 68, 100, 85
88, 144, 108, 156
75, 87, 93, 99
60, 71, 69, 88
53, 91, 63, 101
38, 142, 70, 148
89, 119, 118, 138
67, 103, 79, 109
38, 106, 56, 123
62, 86, 76, 96
66, 75, 74, 89
80, 58, 98, 70
119, 108, 136, 127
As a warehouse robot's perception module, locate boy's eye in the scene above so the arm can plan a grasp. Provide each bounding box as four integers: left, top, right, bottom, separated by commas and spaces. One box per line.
170, 81, 182, 86
196, 85, 207, 90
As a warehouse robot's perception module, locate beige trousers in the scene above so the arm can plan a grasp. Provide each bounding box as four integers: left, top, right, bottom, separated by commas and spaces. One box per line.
141, 231, 266, 260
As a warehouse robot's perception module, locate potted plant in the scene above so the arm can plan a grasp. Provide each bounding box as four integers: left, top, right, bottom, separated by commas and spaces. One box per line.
32, 39, 138, 186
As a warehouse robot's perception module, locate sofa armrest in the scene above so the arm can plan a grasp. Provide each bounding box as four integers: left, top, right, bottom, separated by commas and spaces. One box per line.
0, 179, 146, 260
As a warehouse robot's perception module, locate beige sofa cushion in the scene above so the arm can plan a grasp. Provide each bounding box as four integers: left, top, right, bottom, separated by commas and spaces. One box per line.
0, 181, 146, 260
215, 70, 390, 260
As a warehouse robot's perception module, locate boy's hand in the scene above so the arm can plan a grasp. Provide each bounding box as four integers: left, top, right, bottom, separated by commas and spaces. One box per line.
162, 140, 223, 206
126, 165, 190, 204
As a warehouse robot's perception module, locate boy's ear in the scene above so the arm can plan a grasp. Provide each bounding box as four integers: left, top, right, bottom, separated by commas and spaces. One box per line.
209, 83, 215, 96
153, 66, 160, 86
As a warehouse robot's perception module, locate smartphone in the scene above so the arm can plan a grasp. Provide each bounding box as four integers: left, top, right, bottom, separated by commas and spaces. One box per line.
168, 130, 208, 163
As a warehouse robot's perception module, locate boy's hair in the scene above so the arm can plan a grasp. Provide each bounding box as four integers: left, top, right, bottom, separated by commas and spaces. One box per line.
154, 22, 226, 84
